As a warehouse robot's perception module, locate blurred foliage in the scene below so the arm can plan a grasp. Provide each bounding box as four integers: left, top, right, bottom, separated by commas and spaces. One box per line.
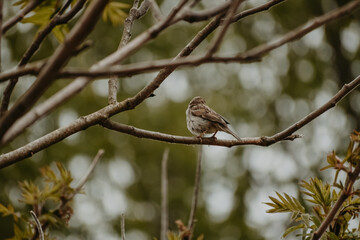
266, 131, 360, 239
0, 162, 76, 239
1, 0, 360, 239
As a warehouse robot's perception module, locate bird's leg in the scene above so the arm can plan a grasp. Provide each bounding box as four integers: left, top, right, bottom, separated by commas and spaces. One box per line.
197, 132, 205, 143
210, 131, 218, 140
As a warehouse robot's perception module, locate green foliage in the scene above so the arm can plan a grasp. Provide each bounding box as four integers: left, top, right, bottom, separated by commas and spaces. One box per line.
14, 0, 129, 42
266, 131, 360, 239
102, 1, 130, 26
0, 162, 76, 239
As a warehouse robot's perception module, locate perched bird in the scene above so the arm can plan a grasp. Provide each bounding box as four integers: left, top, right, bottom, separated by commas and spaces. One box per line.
186, 96, 241, 141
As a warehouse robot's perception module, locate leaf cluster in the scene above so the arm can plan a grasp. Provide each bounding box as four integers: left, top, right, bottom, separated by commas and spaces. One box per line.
265, 131, 360, 240
13, 0, 129, 42
0, 162, 76, 240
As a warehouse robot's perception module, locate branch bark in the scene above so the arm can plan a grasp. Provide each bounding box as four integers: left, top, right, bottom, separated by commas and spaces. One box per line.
0, 0, 108, 139
2, 0, 41, 34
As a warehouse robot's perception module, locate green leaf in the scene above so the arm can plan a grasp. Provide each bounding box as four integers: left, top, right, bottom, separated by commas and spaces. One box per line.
283, 224, 305, 238
21, 6, 54, 25
102, 1, 130, 26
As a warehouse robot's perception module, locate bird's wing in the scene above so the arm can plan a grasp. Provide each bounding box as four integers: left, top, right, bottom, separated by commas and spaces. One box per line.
192, 107, 229, 125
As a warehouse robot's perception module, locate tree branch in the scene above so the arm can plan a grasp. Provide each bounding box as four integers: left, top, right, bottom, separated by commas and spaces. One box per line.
0, 0, 286, 144
30, 210, 44, 240
2, 0, 41, 34
187, 147, 202, 238
238, 0, 360, 59
0, 0, 87, 117
0, 0, 109, 139
206, 0, 243, 57
161, 148, 169, 240
101, 119, 301, 147
108, 0, 150, 104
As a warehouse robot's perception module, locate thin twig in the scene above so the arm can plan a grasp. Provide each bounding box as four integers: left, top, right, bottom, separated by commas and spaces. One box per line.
121, 213, 126, 240
238, 0, 360, 59
101, 120, 302, 146
74, 149, 104, 194
181, 1, 231, 23
30, 210, 44, 240
206, 0, 244, 57
108, 0, 150, 105
148, 0, 163, 21
2, 0, 41, 34
187, 146, 202, 238
161, 148, 169, 240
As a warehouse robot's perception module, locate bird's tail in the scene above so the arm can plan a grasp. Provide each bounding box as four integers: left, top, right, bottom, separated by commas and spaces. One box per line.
225, 128, 241, 141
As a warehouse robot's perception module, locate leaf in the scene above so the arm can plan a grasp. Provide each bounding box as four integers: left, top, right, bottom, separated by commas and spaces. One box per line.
21, 6, 54, 25
265, 192, 305, 215
283, 224, 305, 238
196, 234, 204, 240
102, 1, 130, 26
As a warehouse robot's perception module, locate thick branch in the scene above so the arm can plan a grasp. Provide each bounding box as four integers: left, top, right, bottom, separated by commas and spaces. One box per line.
0, 0, 86, 117
0, 0, 109, 139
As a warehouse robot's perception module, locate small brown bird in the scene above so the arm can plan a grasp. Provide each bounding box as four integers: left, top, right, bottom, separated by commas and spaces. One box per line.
186, 96, 241, 141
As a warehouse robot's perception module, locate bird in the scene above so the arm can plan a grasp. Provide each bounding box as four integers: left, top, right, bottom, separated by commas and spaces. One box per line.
186, 96, 241, 141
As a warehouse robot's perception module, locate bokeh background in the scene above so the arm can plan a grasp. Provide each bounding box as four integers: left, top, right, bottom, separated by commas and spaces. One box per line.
1, 0, 360, 239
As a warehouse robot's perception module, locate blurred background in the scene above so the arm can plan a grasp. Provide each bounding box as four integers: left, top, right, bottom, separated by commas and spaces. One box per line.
1, 0, 360, 239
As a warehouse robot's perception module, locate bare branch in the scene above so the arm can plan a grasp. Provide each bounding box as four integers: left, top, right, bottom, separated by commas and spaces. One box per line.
74, 149, 104, 194
238, 0, 360, 59
181, 1, 231, 23
101, 120, 301, 147
109, 0, 150, 104
2, 0, 41, 34
265, 74, 360, 145
187, 147, 202, 238
148, 0, 163, 22
206, 0, 244, 57
0, 0, 87, 117
30, 210, 44, 240
121, 213, 126, 240
0, 0, 109, 139
161, 148, 169, 240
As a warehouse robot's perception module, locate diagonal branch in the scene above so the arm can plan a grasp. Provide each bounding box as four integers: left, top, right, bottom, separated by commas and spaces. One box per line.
0, 0, 109, 139
206, 0, 244, 57
0, 0, 87, 117
2, 0, 41, 34
108, 0, 150, 105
